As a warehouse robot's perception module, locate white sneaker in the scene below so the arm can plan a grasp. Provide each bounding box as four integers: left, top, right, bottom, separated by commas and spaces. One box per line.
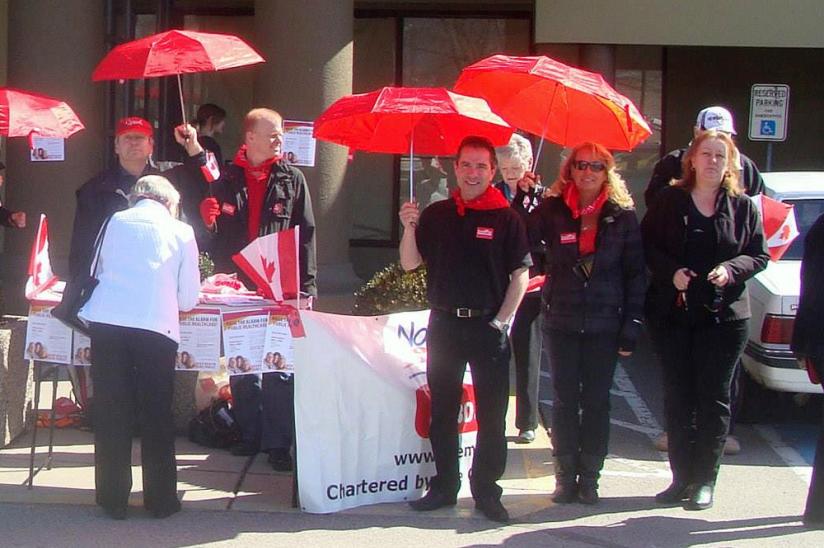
517, 429, 536, 444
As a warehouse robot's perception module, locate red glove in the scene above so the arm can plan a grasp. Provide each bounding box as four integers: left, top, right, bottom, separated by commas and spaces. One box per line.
200, 197, 221, 227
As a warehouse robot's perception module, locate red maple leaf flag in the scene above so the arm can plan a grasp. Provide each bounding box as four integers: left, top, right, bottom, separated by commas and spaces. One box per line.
25, 214, 59, 299
752, 193, 799, 262
232, 227, 299, 301
200, 150, 221, 182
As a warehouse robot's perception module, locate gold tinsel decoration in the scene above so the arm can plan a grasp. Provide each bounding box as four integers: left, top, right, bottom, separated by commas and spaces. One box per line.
352, 262, 428, 315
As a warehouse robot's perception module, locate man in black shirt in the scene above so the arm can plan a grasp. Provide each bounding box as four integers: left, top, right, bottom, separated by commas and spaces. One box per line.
644, 106, 764, 208
399, 136, 531, 523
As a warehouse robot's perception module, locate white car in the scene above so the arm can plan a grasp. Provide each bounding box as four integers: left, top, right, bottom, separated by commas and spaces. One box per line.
741, 172, 824, 395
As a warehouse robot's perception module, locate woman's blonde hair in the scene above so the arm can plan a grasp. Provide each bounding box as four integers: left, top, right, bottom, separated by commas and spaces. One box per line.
675, 130, 743, 196
551, 142, 634, 209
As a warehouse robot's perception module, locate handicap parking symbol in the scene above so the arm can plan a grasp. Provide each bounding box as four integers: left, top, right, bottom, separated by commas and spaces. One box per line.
760, 120, 776, 136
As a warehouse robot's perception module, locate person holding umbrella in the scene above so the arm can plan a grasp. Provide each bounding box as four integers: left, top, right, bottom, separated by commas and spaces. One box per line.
515, 142, 646, 505
642, 130, 768, 510
495, 133, 545, 444
399, 136, 531, 523
0, 161, 26, 229
198, 107, 317, 472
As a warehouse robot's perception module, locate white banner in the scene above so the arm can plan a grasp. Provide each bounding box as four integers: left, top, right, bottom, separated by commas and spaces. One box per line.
295, 310, 477, 514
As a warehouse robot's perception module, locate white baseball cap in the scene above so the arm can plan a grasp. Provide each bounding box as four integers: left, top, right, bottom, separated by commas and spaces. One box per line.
695, 106, 736, 135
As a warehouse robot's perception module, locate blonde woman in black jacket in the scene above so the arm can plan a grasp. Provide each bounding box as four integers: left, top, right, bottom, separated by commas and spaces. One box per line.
642, 130, 769, 511
518, 142, 646, 505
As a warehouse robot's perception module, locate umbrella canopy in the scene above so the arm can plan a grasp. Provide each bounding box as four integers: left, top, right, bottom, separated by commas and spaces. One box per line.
313, 86, 513, 156
454, 54, 651, 152
0, 87, 85, 139
92, 29, 265, 81
752, 193, 800, 262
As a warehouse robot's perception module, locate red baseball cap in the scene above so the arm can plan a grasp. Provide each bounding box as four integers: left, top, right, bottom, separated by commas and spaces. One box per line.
116, 116, 154, 137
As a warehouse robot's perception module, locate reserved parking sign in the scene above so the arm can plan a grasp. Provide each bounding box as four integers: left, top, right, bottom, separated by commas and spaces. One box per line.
749, 84, 790, 141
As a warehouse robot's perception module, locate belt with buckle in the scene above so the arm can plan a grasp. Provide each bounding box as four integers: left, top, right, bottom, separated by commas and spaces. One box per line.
433, 306, 494, 318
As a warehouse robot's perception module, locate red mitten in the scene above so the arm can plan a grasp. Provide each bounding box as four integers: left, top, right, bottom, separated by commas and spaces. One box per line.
199, 197, 221, 227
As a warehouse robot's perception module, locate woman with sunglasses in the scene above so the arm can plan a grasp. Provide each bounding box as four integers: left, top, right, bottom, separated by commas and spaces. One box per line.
642, 130, 768, 510
515, 142, 646, 504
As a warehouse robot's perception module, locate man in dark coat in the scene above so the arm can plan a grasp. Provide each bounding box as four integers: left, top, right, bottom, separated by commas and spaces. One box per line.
198, 108, 317, 471
791, 213, 824, 529
644, 106, 764, 208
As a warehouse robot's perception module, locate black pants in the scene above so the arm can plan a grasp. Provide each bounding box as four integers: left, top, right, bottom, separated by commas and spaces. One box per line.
510, 295, 542, 431
426, 311, 510, 500
89, 323, 178, 512
649, 319, 748, 486
805, 376, 824, 523
545, 329, 619, 458
230, 373, 294, 451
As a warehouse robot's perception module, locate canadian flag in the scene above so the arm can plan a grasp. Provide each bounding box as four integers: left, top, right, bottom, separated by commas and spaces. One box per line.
25, 214, 59, 299
200, 151, 221, 183
752, 193, 800, 262
232, 227, 300, 301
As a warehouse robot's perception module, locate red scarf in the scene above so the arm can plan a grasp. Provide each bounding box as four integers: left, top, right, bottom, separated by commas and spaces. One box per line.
451, 185, 510, 216
563, 183, 609, 255
233, 145, 280, 242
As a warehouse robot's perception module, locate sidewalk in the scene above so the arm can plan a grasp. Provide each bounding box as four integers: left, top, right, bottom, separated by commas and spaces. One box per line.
0, 395, 554, 519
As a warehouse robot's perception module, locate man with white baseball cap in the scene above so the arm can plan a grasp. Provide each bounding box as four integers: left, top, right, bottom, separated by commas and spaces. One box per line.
644, 105, 764, 207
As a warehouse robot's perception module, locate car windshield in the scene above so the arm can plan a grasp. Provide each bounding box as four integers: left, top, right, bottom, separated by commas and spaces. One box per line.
782, 199, 824, 260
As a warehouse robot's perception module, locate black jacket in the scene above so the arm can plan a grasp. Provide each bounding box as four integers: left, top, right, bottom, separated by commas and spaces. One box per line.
68, 154, 208, 279
645, 148, 765, 208
204, 161, 317, 296
641, 185, 769, 324
791, 213, 824, 366
521, 195, 647, 351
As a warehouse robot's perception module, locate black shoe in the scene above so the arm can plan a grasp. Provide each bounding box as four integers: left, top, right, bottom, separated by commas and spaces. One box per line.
578, 483, 599, 505
268, 448, 293, 472
655, 482, 692, 504
102, 505, 127, 520
552, 483, 578, 504
475, 497, 510, 523
149, 500, 181, 519
230, 442, 260, 456
684, 483, 714, 510
409, 489, 457, 511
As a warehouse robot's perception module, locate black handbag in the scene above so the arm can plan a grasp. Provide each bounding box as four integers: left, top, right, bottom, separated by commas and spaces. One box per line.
51, 216, 112, 336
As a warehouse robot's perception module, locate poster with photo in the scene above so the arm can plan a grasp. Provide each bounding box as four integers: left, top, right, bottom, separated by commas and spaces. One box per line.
222, 308, 268, 376
71, 330, 92, 366
29, 136, 65, 162
24, 303, 73, 364
177, 308, 222, 371
261, 309, 294, 374
282, 120, 316, 167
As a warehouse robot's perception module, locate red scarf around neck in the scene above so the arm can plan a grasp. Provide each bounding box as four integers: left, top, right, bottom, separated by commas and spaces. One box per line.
233, 145, 280, 241
451, 185, 510, 216
563, 183, 609, 255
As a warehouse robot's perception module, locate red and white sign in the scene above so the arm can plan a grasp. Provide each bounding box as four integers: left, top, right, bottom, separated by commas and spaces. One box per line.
295, 310, 477, 513
560, 232, 577, 244
476, 226, 494, 240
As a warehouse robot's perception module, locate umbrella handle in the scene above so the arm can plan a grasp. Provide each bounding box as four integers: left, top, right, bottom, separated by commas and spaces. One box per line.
409, 130, 414, 202
177, 73, 188, 129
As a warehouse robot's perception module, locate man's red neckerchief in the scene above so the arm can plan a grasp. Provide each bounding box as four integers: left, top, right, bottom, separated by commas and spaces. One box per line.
451, 185, 510, 216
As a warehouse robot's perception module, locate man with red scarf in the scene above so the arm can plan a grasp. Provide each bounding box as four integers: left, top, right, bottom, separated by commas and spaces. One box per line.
399, 136, 531, 523
199, 108, 316, 471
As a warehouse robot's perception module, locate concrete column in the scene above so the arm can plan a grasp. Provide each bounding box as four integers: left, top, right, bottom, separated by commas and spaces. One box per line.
254, 0, 358, 295
4, 0, 106, 314
581, 44, 616, 85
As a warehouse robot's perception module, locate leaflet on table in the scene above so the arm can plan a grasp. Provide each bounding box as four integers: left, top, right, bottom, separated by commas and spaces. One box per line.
177, 308, 222, 371
261, 308, 295, 374
222, 308, 269, 376
71, 331, 92, 366
24, 302, 72, 364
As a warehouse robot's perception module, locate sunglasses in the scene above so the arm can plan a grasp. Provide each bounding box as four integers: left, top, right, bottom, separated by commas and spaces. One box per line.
572, 160, 606, 173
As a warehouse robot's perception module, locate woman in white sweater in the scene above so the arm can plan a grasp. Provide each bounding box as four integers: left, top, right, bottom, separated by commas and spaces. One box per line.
80, 175, 200, 520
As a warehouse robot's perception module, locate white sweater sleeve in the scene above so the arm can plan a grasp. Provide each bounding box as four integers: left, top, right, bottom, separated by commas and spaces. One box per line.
177, 224, 201, 312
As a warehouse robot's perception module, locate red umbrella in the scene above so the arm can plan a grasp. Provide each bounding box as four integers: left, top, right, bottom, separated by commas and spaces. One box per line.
92, 29, 264, 124
0, 87, 85, 140
752, 193, 800, 261
313, 86, 513, 199
454, 54, 651, 158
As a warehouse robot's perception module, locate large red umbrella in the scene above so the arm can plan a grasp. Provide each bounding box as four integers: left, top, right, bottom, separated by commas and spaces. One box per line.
752, 193, 800, 262
92, 29, 264, 124
0, 87, 85, 139
313, 86, 513, 199
454, 54, 651, 158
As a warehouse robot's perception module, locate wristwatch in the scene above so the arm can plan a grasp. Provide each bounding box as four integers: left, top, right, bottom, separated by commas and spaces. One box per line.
489, 318, 510, 333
